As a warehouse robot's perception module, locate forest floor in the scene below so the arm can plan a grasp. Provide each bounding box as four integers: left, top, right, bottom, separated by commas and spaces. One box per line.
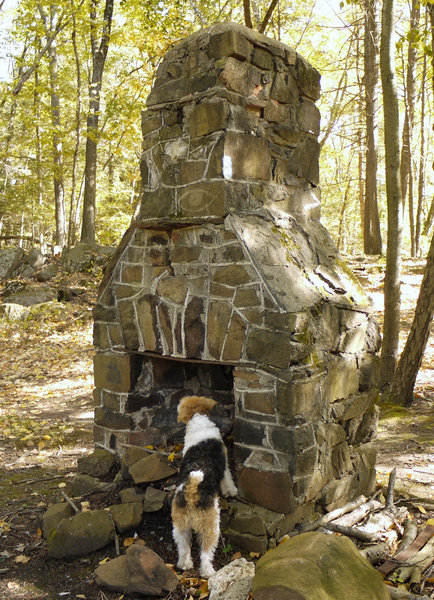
0, 256, 433, 600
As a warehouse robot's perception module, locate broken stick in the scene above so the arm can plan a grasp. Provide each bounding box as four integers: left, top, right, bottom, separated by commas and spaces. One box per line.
303, 495, 367, 533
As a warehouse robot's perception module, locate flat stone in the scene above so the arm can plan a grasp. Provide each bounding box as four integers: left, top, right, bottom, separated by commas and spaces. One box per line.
270, 72, 298, 104
207, 301, 232, 359
94, 352, 140, 394
42, 503, 74, 539
95, 554, 129, 593
184, 296, 205, 357
136, 293, 161, 353
252, 47, 273, 70
178, 180, 227, 218
68, 473, 111, 497
129, 452, 177, 484
143, 486, 167, 512
0, 303, 30, 321
47, 510, 115, 558
296, 55, 321, 101
238, 468, 294, 514
77, 448, 117, 478
94, 407, 133, 430
190, 99, 229, 137
246, 329, 309, 369
286, 137, 320, 185
225, 528, 268, 555
208, 29, 252, 61
109, 502, 143, 533
253, 532, 389, 600
217, 57, 261, 97
222, 312, 247, 362
224, 131, 271, 181
212, 264, 250, 286
120, 487, 148, 503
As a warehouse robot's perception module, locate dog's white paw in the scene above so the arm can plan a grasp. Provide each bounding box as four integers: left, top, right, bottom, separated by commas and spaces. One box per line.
199, 563, 215, 578
177, 556, 193, 571
222, 484, 238, 498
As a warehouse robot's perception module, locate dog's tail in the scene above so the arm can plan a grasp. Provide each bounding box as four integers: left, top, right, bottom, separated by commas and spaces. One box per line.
174, 470, 204, 508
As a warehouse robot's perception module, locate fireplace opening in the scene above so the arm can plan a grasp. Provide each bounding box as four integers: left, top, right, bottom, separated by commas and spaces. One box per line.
126, 354, 235, 449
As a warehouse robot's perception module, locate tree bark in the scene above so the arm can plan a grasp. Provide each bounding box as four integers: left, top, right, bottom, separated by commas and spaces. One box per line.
388, 230, 434, 405
80, 0, 114, 244
363, 0, 382, 255
380, 0, 403, 386
415, 44, 427, 256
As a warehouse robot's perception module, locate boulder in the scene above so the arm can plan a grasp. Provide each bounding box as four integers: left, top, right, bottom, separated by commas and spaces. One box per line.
35, 262, 58, 282
63, 243, 115, 274
252, 532, 389, 600
2, 282, 57, 306
47, 509, 115, 558
120, 487, 148, 504
77, 448, 117, 479
208, 558, 255, 600
94, 544, 179, 596
0, 247, 25, 279
68, 473, 113, 497
26, 248, 46, 270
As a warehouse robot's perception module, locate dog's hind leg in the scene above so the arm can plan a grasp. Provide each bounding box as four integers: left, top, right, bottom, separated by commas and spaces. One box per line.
221, 466, 237, 497
197, 499, 220, 578
173, 524, 193, 571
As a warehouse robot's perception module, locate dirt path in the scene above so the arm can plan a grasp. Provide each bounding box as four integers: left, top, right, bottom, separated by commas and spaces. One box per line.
0, 258, 433, 599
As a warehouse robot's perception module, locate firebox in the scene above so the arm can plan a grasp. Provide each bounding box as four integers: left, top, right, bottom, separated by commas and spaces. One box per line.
92, 23, 381, 517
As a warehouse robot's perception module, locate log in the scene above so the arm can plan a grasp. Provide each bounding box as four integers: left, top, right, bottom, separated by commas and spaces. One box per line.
378, 525, 434, 576
324, 523, 382, 543
302, 495, 367, 532
360, 531, 398, 564
331, 499, 383, 527
385, 467, 397, 510
386, 586, 431, 600
396, 520, 418, 554
359, 506, 408, 535
394, 537, 434, 583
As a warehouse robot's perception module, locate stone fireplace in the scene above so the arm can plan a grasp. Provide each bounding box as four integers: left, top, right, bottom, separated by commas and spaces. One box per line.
93, 23, 380, 521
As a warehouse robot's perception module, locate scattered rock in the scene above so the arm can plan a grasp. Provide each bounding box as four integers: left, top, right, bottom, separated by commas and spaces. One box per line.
94, 544, 179, 596
35, 262, 58, 282
63, 243, 115, 274
26, 248, 46, 270
0, 247, 25, 279
109, 502, 143, 533
42, 502, 74, 539
143, 486, 167, 512
208, 558, 255, 600
2, 282, 57, 306
47, 509, 115, 558
69, 473, 113, 497
252, 531, 390, 600
129, 453, 177, 485
77, 448, 117, 479
120, 447, 151, 479
0, 303, 30, 321
120, 487, 148, 504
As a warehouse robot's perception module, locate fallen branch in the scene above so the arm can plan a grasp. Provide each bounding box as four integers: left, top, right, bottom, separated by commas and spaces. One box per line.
396, 520, 418, 554
60, 490, 80, 514
386, 586, 431, 600
303, 495, 367, 532
378, 525, 434, 576
394, 536, 434, 583
359, 506, 408, 536
386, 467, 397, 510
331, 499, 383, 528
360, 531, 398, 564
324, 523, 382, 543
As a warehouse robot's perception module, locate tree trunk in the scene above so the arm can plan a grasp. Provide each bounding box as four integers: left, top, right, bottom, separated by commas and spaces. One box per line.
388, 230, 434, 405
400, 0, 419, 256
415, 44, 427, 256
363, 0, 382, 255
380, 0, 403, 386
80, 0, 114, 244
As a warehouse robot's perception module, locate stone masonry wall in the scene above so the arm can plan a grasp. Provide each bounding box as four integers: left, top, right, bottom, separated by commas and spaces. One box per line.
93, 23, 381, 525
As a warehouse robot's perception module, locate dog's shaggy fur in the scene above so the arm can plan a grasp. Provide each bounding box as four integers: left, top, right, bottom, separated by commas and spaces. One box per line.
171, 395, 237, 578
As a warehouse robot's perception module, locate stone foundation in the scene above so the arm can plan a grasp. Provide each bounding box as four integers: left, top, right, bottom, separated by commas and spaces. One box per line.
93, 22, 380, 522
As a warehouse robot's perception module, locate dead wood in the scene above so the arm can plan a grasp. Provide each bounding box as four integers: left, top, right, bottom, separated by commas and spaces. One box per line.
396, 520, 419, 554
360, 531, 398, 564
331, 499, 383, 527
324, 522, 382, 542
60, 490, 80, 514
359, 506, 408, 536
302, 495, 367, 532
378, 525, 434, 576
394, 537, 434, 583
387, 586, 431, 600
386, 467, 397, 509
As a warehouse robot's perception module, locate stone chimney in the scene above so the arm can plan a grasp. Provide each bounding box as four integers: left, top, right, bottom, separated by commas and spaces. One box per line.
93, 23, 380, 521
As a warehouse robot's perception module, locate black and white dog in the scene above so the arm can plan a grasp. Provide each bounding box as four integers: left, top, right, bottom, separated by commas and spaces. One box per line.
171, 395, 237, 578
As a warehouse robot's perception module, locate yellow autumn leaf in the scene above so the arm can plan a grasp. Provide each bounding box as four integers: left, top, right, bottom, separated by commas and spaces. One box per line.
123, 537, 136, 547
98, 557, 110, 565
14, 555, 31, 563
145, 445, 154, 450
38, 441, 45, 450
249, 552, 260, 558
167, 451, 176, 463
414, 505, 426, 514
426, 518, 434, 526
58, 482, 66, 488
